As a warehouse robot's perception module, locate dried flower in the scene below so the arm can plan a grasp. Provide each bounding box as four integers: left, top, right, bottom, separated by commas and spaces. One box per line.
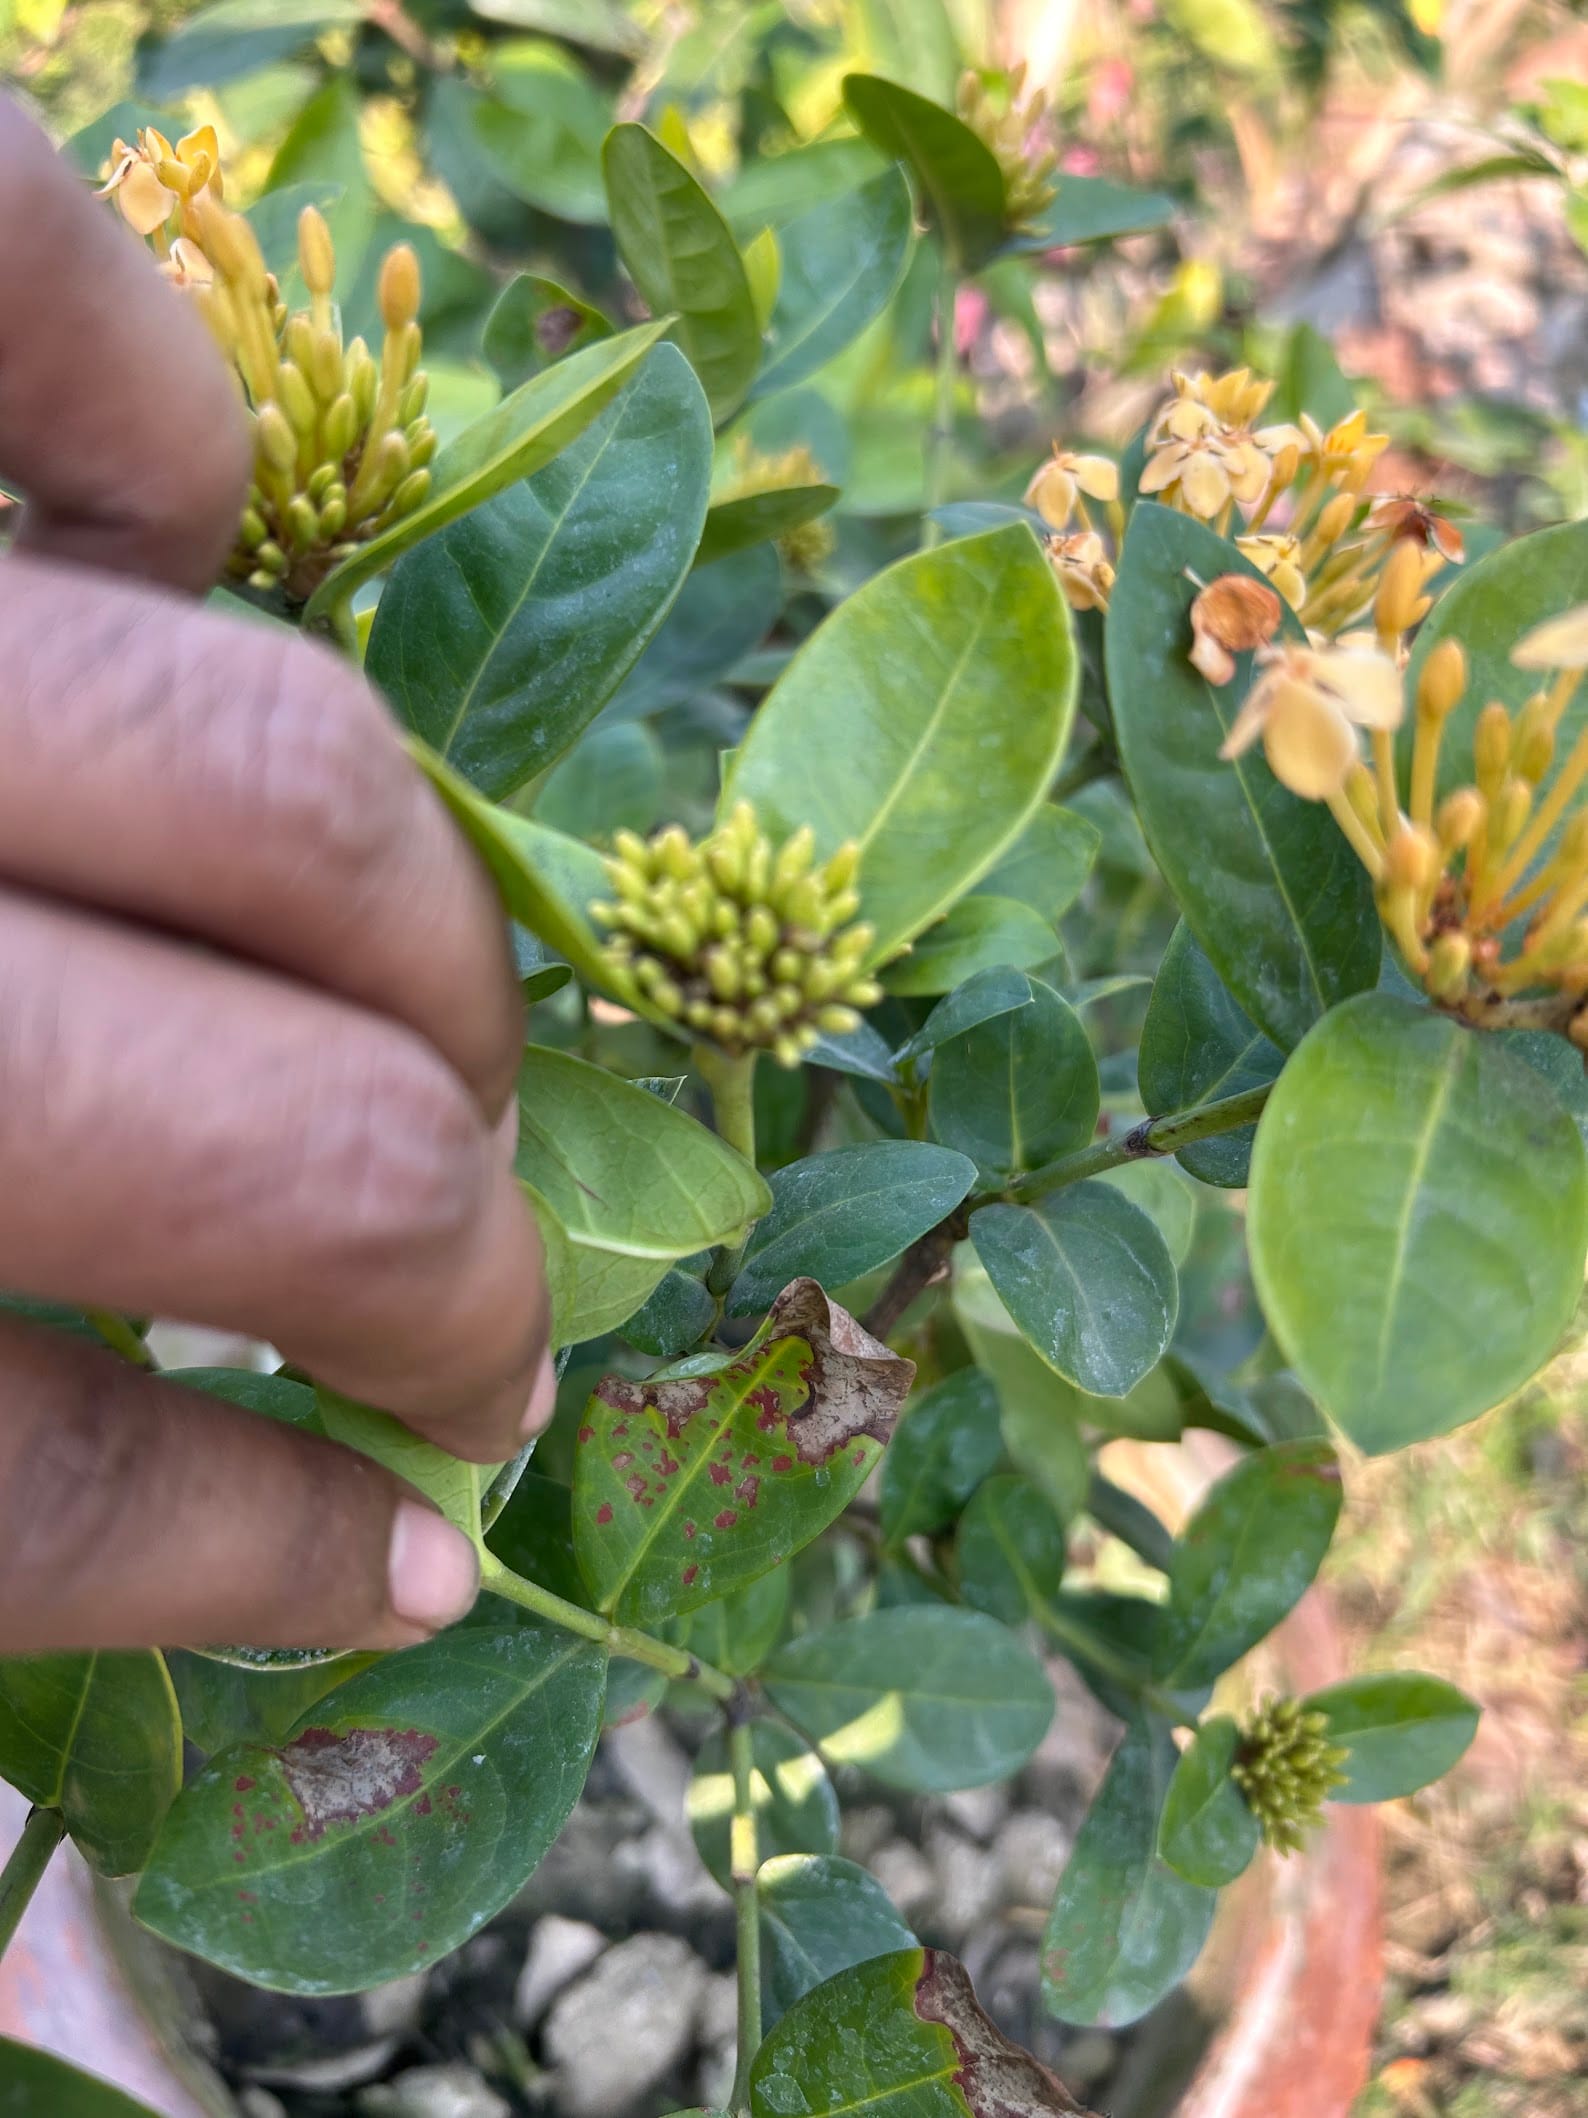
1045, 529, 1115, 613
593, 802, 882, 1067
1218, 640, 1402, 799
1233, 1696, 1349, 1856
1189, 573, 1284, 685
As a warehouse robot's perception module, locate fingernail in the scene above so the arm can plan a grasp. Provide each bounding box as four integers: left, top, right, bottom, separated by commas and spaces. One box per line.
519, 1353, 558, 1442
388, 1501, 479, 1633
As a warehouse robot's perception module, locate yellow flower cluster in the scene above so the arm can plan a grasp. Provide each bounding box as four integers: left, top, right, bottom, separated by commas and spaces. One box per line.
594, 803, 882, 1067
956, 64, 1058, 233
716, 437, 836, 575
1233, 1696, 1349, 1856
100, 133, 436, 606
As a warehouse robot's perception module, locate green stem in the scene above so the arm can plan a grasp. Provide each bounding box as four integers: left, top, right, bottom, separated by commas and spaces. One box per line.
478, 1553, 737, 1704
0, 1808, 64, 1962
1005, 1083, 1274, 1206
922, 246, 959, 549
695, 1045, 760, 1301
1033, 1600, 1193, 1728
86, 1311, 156, 1369
728, 1713, 763, 2113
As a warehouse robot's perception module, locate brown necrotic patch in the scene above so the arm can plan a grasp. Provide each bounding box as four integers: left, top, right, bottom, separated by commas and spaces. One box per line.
915, 1951, 1098, 2118
279, 1726, 439, 1842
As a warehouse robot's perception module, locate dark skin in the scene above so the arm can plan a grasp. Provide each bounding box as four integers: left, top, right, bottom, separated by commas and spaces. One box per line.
0, 103, 554, 1656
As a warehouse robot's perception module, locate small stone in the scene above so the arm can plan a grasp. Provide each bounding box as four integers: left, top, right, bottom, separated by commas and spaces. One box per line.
941, 1784, 1012, 1844
358, 2064, 512, 2118
238, 2093, 287, 2118
870, 1839, 940, 1925
604, 1714, 693, 1823
543, 1933, 708, 2118
997, 1812, 1075, 1909
924, 1823, 1006, 1939
1058, 2029, 1117, 2089
514, 1916, 607, 2030
840, 1803, 896, 1864
699, 1971, 739, 2049
363, 1970, 430, 2039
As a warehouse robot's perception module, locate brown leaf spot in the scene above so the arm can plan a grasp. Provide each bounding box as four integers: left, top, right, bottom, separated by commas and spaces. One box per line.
596, 1502, 614, 1526
915, 1950, 1099, 2116
766, 1280, 914, 1465
279, 1726, 438, 1844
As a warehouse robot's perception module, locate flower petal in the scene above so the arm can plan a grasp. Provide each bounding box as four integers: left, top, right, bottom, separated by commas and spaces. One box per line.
1263, 681, 1359, 798
1512, 604, 1588, 672
1180, 450, 1230, 518
1317, 646, 1403, 729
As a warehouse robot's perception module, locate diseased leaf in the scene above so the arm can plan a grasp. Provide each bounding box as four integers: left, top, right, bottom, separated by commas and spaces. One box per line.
955, 1475, 1066, 1628
369, 345, 712, 799
728, 1142, 976, 1317
842, 74, 1008, 272
575, 1281, 913, 1624
929, 978, 1098, 1176
1137, 922, 1282, 1187
1042, 1717, 1216, 2028
753, 167, 914, 400
726, 525, 1075, 966
675, 1565, 791, 1677
1152, 1439, 1342, 1690
1305, 1672, 1480, 1803
758, 1854, 915, 2029
1157, 1716, 1261, 1887
0, 1652, 180, 1876
134, 1604, 606, 1994
482, 274, 613, 392
763, 1608, 1053, 1793
880, 1368, 1004, 1544
689, 1723, 839, 1890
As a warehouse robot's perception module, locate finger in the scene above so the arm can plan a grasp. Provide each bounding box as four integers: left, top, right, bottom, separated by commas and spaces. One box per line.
0, 102, 250, 594
0, 1317, 482, 1653
0, 888, 549, 1463
0, 554, 523, 1119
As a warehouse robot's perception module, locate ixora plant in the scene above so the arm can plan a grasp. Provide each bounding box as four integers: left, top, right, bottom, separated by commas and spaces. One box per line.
9, 62, 1586, 2118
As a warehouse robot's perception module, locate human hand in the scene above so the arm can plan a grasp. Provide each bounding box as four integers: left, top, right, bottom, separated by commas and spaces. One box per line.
0, 104, 550, 1658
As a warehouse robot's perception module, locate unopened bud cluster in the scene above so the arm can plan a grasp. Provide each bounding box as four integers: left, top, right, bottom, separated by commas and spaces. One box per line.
191, 204, 436, 603
956, 64, 1057, 232
717, 438, 835, 574
1233, 1696, 1349, 1856
594, 803, 882, 1067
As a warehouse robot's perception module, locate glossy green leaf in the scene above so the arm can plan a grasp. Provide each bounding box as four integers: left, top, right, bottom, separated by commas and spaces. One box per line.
0, 2041, 161, 2118
759, 1854, 915, 2028
675, 1564, 790, 1678
1086, 1473, 1175, 1573
689, 1724, 838, 1891
1005, 175, 1176, 254
315, 1391, 483, 1543
972, 1184, 1178, 1399
138, 0, 358, 99
894, 966, 1035, 1067
467, 47, 611, 224
534, 721, 663, 843
305, 321, 669, 621
575, 1281, 912, 1624
1305, 1672, 1480, 1803
763, 1607, 1052, 1793
168, 1651, 372, 1759
1157, 1716, 1260, 1886
609, 541, 784, 717
970, 804, 1100, 922
1152, 1439, 1342, 1689
1095, 1160, 1196, 1268
696, 484, 839, 568
1137, 922, 1283, 1186
879, 1368, 1004, 1544
1249, 993, 1588, 1452
728, 1142, 976, 1317
621, 1266, 717, 1358
603, 124, 762, 425
134, 1604, 605, 1994
884, 894, 1059, 996
853, 0, 960, 100
1107, 505, 1379, 1048
955, 1475, 1066, 1628
467, 0, 646, 54
369, 346, 710, 799
0, 1653, 180, 1876
482, 274, 612, 394
752, 167, 915, 399
727, 526, 1074, 965
751, 1948, 1084, 2117
929, 977, 1098, 1175
952, 1259, 1091, 1523
1042, 1716, 1217, 2027
842, 74, 1007, 272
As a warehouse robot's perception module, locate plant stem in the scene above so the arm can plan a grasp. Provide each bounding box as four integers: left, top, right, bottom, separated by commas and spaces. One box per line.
1005, 1083, 1274, 1206
863, 1220, 961, 1340
86, 1310, 156, 1369
695, 1045, 760, 1301
0, 1808, 64, 1962
922, 246, 959, 549
728, 1712, 763, 2113
1033, 1601, 1193, 1727
479, 1555, 737, 1703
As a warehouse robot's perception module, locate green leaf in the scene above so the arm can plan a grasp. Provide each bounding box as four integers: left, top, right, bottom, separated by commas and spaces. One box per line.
752, 167, 915, 399
970, 804, 1100, 922
763, 1608, 1053, 1792
138, 0, 359, 99
972, 1184, 1178, 1399
369, 345, 711, 799
0, 1653, 180, 1876
759, 1854, 915, 2029
696, 484, 839, 569
134, 1604, 606, 1993
895, 967, 1036, 1068
482, 275, 613, 394
951, 1260, 1091, 1522
1157, 1716, 1261, 1886
689, 1723, 838, 1890
674, 1565, 790, 1677
929, 977, 1098, 1175
1248, 993, 1588, 1452
955, 1474, 1066, 1628
842, 74, 1007, 272
467, 0, 646, 55
305, 321, 670, 622
486, 1471, 589, 1609
603, 124, 762, 425
1107, 505, 1380, 1048
879, 1368, 1004, 1544
535, 722, 663, 843
168, 1650, 371, 1758
621, 1266, 717, 1358
727, 526, 1074, 966
853, 0, 960, 101
1152, 1438, 1342, 1689
0, 2041, 161, 2117
728, 1142, 976, 1317
243, 181, 345, 280
467, 46, 611, 224
751, 1948, 1085, 2116
1304, 1672, 1480, 1804
1042, 1716, 1217, 2027
1095, 1160, 1196, 1268
1004, 174, 1176, 253
575, 1281, 913, 1624
315, 1391, 483, 1544
1137, 922, 1283, 1187
884, 895, 1059, 996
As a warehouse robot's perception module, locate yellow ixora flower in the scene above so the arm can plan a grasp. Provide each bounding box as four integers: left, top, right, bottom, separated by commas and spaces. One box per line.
1236, 530, 1306, 610
1256, 407, 1389, 494
1025, 447, 1119, 532
1140, 393, 1271, 521
1218, 638, 1402, 800
98, 125, 222, 241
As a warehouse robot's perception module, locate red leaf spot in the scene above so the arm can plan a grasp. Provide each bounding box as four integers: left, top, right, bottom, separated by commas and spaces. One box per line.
595, 1502, 614, 1526
611, 1421, 629, 1438
772, 1455, 794, 1473
278, 1725, 438, 1843
415, 1795, 433, 1817
682, 1564, 699, 1587
236, 1890, 256, 1903
233, 1776, 256, 1794
683, 1520, 697, 1538
851, 1447, 866, 1465
234, 1850, 248, 1863
578, 1425, 594, 1444
709, 1463, 732, 1487
740, 1452, 761, 1467
714, 1509, 738, 1530
659, 1453, 680, 1476
613, 1450, 634, 1471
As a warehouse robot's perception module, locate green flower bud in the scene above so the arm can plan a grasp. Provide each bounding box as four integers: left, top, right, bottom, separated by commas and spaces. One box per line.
275, 360, 318, 442
322, 392, 359, 463
1232, 1695, 1350, 1857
